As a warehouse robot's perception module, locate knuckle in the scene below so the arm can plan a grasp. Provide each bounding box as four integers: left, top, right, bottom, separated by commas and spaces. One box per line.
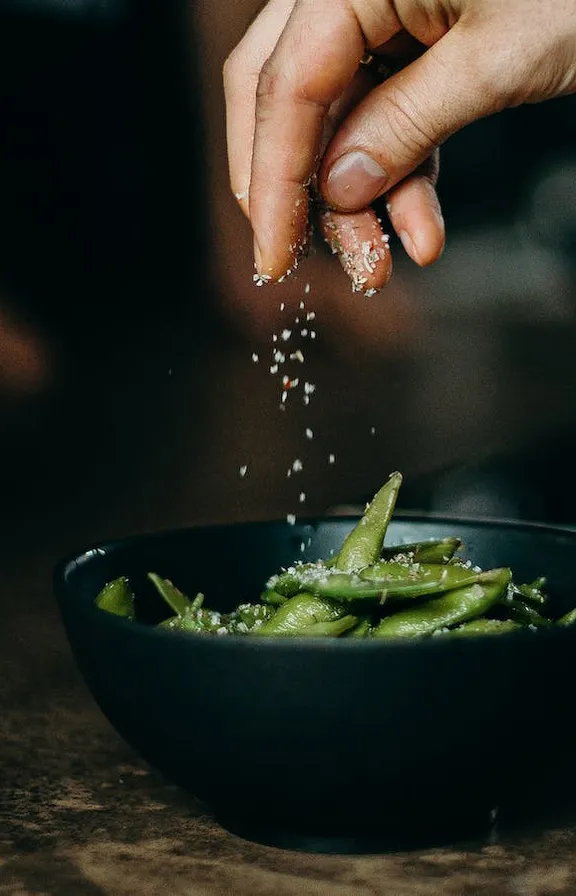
380, 85, 438, 161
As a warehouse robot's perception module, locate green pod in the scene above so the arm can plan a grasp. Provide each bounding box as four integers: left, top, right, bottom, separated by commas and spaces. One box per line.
95, 576, 135, 620
517, 578, 548, 607
498, 598, 552, 628
254, 592, 346, 637
267, 563, 328, 598
443, 618, 521, 637
344, 618, 372, 639
359, 561, 484, 598
148, 572, 191, 616
556, 607, 576, 627
292, 569, 386, 602
160, 606, 224, 634
297, 615, 358, 638
336, 472, 403, 572
260, 588, 287, 606
371, 568, 512, 639
226, 602, 276, 633
381, 537, 462, 564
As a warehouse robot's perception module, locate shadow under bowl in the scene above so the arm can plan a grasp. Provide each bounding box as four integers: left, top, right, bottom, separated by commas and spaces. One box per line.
54, 515, 576, 851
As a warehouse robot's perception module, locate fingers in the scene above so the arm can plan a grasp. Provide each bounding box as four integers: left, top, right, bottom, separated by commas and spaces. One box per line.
249, 0, 402, 279
386, 152, 445, 266
320, 23, 498, 212
223, 0, 295, 217
319, 206, 392, 293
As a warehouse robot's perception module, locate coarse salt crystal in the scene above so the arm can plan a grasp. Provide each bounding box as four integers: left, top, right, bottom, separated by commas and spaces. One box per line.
281, 329, 292, 341
299, 492, 306, 503
292, 459, 303, 472
305, 428, 313, 439
370, 426, 376, 435
301, 328, 308, 337
303, 395, 310, 406
252, 353, 259, 363
304, 382, 316, 394
328, 454, 336, 464
281, 391, 288, 403
280, 302, 285, 311
299, 300, 305, 309
306, 311, 316, 321
286, 514, 296, 526
272, 334, 278, 343
273, 350, 285, 363
290, 350, 305, 363
310, 330, 316, 339
304, 284, 311, 294
270, 364, 278, 374
239, 465, 248, 477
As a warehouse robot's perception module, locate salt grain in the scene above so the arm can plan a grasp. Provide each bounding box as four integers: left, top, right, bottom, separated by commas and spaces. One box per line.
310, 330, 316, 339
299, 492, 306, 503
286, 514, 296, 526
370, 426, 376, 435
299, 300, 305, 309
281, 329, 292, 341
304, 382, 316, 395
328, 454, 336, 464
239, 465, 248, 477
306, 311, 316, 321
305, 428, 313, 439
290, 350, 305, 363
280, 302, 285, 311
252, 353, 259, 363
270, 364, 278, 374
304, 283, 311, 294
301, 328, 308, 337
292, 459, 303, 472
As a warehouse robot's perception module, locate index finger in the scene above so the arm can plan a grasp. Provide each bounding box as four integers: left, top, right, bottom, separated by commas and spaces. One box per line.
249, 0, 399, 280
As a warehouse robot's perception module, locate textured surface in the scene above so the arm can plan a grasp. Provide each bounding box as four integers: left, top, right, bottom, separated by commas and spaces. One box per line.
3, 554, 576, 895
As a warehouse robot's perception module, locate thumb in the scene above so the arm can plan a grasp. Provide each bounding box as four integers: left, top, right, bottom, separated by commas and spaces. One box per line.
320, 23, 502, 211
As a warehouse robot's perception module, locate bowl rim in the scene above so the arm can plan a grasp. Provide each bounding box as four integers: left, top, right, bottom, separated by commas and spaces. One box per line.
53, 511, 576, 652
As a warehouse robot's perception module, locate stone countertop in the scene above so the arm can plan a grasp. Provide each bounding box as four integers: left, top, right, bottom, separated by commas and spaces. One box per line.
2, 552, 576, 896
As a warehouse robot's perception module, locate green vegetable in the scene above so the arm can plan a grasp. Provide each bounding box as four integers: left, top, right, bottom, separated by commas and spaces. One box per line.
254, 592, 348, 637
381, 537, 462, 564
371, 569, 511, 639
95, 576, 134, 620
335, 471, 402, 572
148, 573, 191, 616
94, 472, 572, 640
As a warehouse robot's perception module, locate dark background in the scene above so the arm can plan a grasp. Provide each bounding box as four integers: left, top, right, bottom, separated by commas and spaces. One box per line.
0, 0, 575, 563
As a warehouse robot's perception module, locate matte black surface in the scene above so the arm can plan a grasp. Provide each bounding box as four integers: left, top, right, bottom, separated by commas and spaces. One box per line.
53, 515, 576, 847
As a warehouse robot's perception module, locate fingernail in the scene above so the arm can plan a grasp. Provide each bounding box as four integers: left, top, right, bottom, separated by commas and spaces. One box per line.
399, 229, 420, 264
327, 151, 388, 210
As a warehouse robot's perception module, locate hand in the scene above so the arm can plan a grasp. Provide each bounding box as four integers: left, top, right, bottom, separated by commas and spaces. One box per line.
224, 0, 576, 291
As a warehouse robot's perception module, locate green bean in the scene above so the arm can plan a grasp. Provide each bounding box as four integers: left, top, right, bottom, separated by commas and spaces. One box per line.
335, 472, 402, 572
371, 568, 511, 639
267, 563, 326, 598
498, 598, 552, 628
344, 618, 372, 639
148, 573, 191, 616
260, 588, 287, 606
254, 592, 347, 637
297, 615, 358, 637
95, 576, 135, 620
444, 618, 521, 637
359, 561, 484, 598
557, 608, 576, 627
517, 577, 548, 607
226, 602, 275, 633
160, 606, 224, 634
381, 537, 462, 564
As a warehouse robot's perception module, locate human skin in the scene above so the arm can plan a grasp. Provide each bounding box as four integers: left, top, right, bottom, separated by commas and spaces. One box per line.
224, 0, 576, 291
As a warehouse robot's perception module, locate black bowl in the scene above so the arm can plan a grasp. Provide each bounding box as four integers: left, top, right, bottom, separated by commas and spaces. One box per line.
54, 515, 576, 850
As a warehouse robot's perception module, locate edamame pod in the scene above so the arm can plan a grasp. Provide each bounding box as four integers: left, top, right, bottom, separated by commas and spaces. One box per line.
254, 592, 346, 636
372, 568, 512, 639
381, 537, 462, 564
95, 576, 135, 620
336, 472, 402, 572
360, 561, 484, 598
148, 572, 191, 616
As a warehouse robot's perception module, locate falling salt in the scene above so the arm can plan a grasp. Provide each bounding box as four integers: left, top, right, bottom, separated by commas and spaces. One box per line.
272, 334, 278, 343
290, 350, 305, 363
304, 382, 316, 395
286, 514, 296, 526
304, 284, 311, 294
306, 311, 315, 321
310, 331, 316, 339
299, 492, 306, 503
370, 426, 376, 435
252, 353, 259, 363
299, 300, 305, 309
292, 459, 303, 472
239, 465, 248, 477
303, 395, 310, 406
270, 364, 279, 374
328, 454, 336, 464
281, 329, 292, 341
280, 302, 285, 311
281, 391, 288, 403
305, 428, 313, 439
301, 329, 308, 337
273, 350, 286, 363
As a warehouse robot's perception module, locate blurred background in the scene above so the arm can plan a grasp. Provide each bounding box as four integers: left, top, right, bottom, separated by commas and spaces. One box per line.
1, 0, 575, 564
